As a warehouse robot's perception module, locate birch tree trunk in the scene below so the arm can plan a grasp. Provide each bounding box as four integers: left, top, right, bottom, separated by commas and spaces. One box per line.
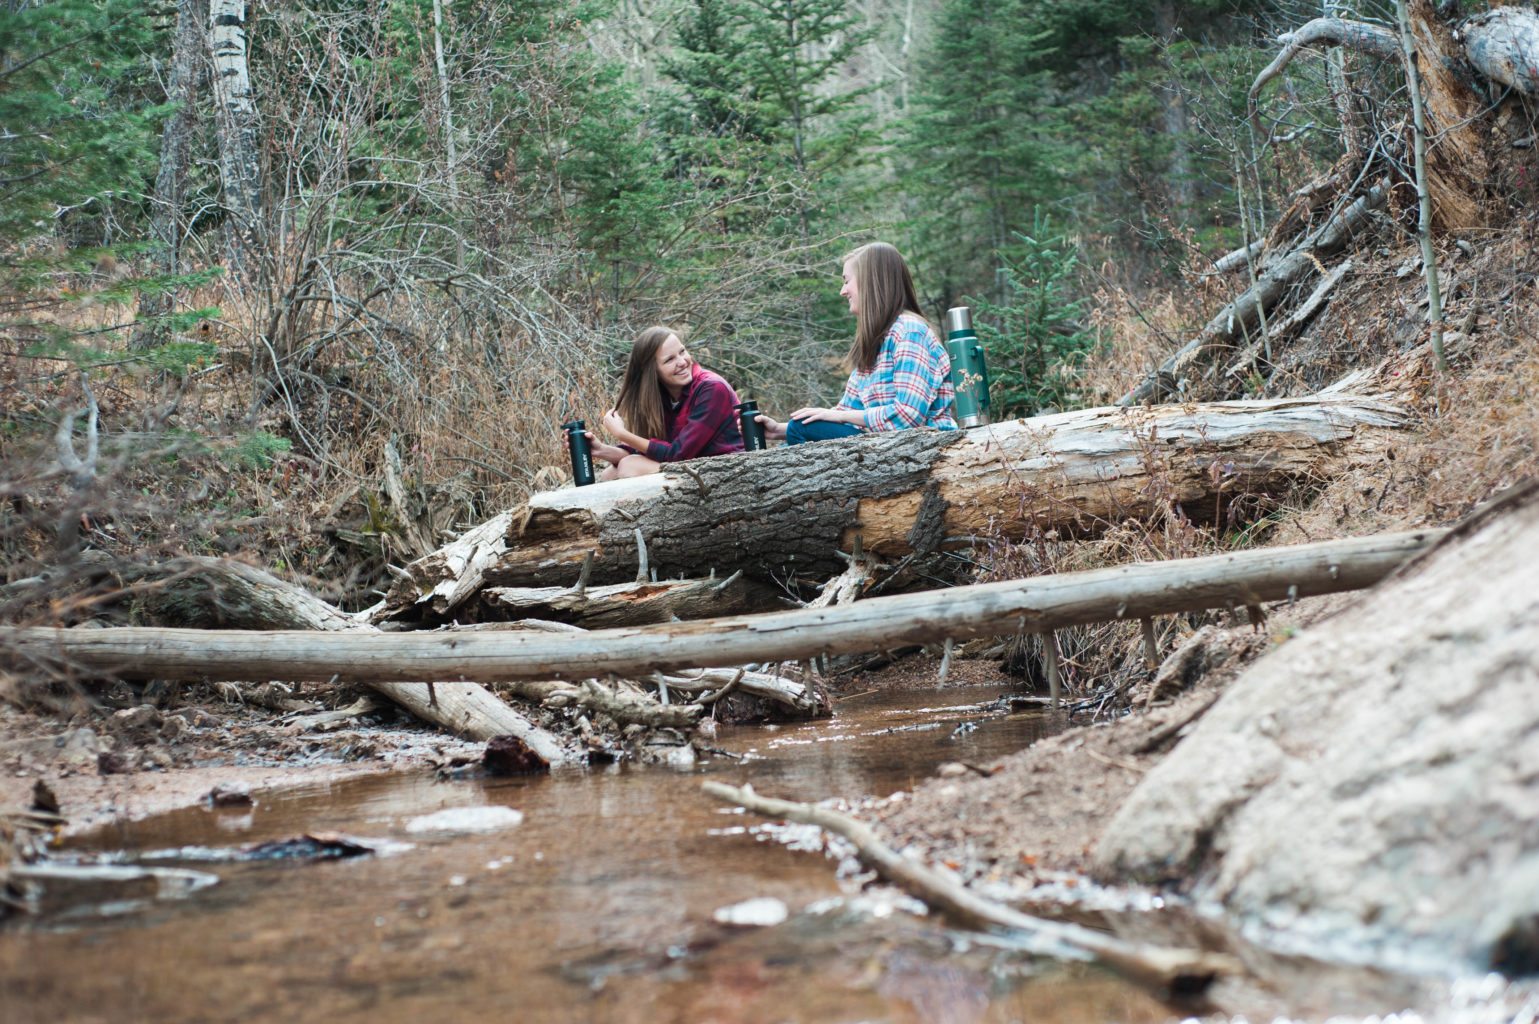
209, 0, 265, 283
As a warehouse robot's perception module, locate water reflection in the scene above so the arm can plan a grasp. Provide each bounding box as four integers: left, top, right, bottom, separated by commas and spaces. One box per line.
2, 685, 1525, 1023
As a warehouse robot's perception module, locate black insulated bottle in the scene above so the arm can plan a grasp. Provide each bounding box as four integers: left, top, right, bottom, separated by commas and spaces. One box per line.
563, 420, 595, 486
736, 400, 766, 451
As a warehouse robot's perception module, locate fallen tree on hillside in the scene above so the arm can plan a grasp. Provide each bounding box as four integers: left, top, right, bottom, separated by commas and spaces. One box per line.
378, 392, 1410, 623
1123, 2, 1539, 405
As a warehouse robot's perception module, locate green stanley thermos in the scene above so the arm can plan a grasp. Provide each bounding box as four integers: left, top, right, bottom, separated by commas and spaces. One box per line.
944, 306, 991, 428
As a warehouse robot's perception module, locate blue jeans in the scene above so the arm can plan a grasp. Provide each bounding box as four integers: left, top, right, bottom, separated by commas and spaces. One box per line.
785, 419, 862, 445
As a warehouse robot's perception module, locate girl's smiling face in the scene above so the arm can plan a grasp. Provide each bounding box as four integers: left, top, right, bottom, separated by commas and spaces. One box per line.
840, 259, 860, 316
655, 333, 693, 394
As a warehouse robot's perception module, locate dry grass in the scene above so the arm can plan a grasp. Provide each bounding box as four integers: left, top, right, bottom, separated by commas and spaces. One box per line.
972, 213, 1539, 706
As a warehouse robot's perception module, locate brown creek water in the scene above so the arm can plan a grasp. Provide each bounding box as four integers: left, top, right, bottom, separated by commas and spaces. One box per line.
2, 685, 1530, 1024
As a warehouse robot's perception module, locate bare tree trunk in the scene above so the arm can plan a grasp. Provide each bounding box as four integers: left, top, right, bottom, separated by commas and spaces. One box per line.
1154, 0, 1195, 216
1404, 0, 1490, 231
383, 393, 1409, 612
133, 0, 208, 350
4, 529, 1443, 685
209, 0, 265, 283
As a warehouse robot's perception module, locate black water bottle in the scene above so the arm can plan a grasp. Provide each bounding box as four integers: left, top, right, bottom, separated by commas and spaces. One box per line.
736, 400, 767, 451
563, 420, 595, 486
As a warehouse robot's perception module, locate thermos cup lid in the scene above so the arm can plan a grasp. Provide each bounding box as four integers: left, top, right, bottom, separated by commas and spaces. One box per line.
945, 306, 974, 334
735, 400, 758, 412
562, 419, 585, 431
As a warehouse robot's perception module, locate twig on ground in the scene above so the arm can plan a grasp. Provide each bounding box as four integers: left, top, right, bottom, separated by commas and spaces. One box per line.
701, 781, 1238, 996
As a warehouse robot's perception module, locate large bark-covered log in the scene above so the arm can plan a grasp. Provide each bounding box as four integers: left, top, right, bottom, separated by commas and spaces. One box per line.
382, 393, 1409, 610
3, 529, 1442, 686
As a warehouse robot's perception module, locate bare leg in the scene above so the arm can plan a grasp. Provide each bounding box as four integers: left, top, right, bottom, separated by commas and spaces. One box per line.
616, 455, 662, 478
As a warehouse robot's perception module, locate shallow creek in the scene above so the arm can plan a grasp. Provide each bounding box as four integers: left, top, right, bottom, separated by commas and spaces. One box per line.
1, 685, 1524, 1023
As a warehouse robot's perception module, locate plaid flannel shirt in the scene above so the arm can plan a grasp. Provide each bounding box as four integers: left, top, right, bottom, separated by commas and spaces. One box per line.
838, 313, 957, 432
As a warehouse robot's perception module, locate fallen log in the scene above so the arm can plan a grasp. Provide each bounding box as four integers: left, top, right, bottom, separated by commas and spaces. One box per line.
74, 554, 581, 766
477, 573, 789, 629
1117, 189, 1385, 406
3, 528, 1442, 685
383, 392, 1409, 603
701, 781, 1238, 995
474, 620, 826, 716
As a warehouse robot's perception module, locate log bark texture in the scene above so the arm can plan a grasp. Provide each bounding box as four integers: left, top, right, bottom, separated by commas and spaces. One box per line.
384, 393, 1410, 607
5, 528, 1442, 686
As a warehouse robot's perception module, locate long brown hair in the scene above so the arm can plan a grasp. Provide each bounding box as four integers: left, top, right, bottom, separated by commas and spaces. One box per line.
844, 242, 926, 374
615, 326, 679, 441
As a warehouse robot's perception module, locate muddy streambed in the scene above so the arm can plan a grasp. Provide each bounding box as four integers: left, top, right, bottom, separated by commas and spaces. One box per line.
0, 686, 1516, 1023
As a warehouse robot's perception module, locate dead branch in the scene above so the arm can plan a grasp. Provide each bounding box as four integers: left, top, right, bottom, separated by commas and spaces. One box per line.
1249, 18, 1399, 143
701, 782, 1238, 996
1118, 189, 1386, 406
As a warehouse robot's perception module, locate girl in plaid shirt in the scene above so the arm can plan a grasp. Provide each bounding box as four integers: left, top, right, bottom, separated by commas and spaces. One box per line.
758, 242, 956, 445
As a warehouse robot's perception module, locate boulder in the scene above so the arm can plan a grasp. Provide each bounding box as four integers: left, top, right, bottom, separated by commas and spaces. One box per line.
1094, 483, 1539, 975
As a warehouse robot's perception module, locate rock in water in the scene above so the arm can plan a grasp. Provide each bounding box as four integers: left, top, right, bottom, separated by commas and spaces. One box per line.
712, 897, 789, 927
404, 806, 525, 835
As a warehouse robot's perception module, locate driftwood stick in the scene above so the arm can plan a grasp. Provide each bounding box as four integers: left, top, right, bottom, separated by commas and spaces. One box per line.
1141, 618, 1159, 672
1042, 632, 1062, 709
700, 782, 1238, 995
5, 530, 1443, 688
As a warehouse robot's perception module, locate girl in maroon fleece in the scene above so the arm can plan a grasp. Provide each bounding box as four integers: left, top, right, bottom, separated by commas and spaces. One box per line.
590, 326, 744, 480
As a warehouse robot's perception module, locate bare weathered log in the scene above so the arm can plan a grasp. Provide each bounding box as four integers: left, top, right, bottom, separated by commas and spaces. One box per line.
386, 392, 1409, 603
4, 529, 1442, 686
120, 556, 363, 632
1461, 7, 1539, 95
479, 574, 788, 629
1118, 192, 1385, 406
502, 680, 703, 729
387, 511, 512, 621
1226, 259, 1354, 380
97, 555, 577, 766
701, 782, 1237, 995
475, 621, 825, 715
363, 682, 571, 761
